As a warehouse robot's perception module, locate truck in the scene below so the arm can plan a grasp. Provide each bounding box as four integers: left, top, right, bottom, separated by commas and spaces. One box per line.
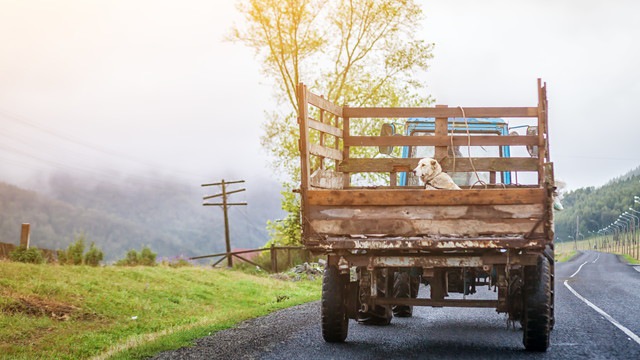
297, 79, 555, 351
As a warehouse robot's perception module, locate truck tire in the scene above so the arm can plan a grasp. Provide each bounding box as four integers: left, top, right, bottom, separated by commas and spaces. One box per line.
522, 256, 552, 351
358, 269, 392, 325
322, 265, 349, 342
393, 271, 413, 317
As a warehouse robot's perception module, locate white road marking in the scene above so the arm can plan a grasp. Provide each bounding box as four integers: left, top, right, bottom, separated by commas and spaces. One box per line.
570, 261, 588, 278
563, 256, 640, 346
592, 253, 600, 264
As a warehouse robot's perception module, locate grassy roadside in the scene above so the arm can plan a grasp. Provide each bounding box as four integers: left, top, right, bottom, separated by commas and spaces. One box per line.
555, 238, 640, 264
0, 261, 321, 359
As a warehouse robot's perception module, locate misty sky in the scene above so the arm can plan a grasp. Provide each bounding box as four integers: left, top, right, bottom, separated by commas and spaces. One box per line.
1, 0, 639, 191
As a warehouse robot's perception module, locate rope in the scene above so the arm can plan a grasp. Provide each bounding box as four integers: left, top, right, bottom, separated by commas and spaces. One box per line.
457, 106, 486, 188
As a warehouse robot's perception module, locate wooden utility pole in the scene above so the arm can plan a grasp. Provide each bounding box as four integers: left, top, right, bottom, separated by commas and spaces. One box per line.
202, 179, 247, 267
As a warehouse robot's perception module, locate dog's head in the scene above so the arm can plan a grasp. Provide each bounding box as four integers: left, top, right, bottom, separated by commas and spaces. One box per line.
413, 157, 442, 183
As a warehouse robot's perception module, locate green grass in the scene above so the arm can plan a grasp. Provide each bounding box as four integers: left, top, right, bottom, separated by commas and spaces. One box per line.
555, 236, 639, 264
621, 253, 640, 265
0, 261, 320, 359
555, 249, 577, 263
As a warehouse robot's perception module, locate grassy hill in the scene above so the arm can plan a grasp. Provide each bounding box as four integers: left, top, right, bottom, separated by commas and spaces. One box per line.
0, 174, 284, 261
0, 261, 320, 359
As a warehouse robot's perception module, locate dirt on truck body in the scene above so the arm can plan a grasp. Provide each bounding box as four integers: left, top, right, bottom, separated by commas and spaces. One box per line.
297, 79, 555, 351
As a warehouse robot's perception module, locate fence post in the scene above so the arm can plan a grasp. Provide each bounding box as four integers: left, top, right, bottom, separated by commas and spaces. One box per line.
270, 243, 278, 273
20, 223, 30, 249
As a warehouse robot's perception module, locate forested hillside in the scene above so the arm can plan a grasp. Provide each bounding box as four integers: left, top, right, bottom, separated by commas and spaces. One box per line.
555, 166, 640, 242
0, 174, 283, 261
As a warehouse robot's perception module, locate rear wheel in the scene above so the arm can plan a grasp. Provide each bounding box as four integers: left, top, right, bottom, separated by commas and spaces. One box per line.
522, 256, 552, 351
322, 265, 349, 342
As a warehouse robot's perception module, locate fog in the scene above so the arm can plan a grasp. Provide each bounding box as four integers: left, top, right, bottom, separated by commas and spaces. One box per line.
1, 0, 639, 191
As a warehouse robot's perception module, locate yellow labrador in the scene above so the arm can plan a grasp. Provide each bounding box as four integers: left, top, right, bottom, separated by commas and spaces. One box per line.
413, 158, 460, 190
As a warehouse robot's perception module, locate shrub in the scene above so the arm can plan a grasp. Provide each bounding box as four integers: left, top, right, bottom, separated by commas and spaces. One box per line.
140, 246, 157, 266
83, 242, 104, 266
57, 234, 104, 266
9, 246, 45, 264
115, 246, 157, 266
67, 237, 85, 265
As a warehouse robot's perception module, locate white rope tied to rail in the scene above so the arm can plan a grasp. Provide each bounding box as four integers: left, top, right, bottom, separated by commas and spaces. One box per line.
457, 106, 486, 188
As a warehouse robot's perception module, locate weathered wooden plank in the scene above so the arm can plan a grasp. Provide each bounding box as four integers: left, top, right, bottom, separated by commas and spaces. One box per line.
346, 135, 539, 147
309, 218, 542, 237
307, 91, 343, 117
342, 107, 538, 118
337, 157, 539, 173
308, 204, 545, 220
306, 188, 546, 206
310, 143, 343, 161
308, 119, 343, 138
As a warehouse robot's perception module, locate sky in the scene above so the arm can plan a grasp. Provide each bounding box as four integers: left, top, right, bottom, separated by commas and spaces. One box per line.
1, 0, 639, 192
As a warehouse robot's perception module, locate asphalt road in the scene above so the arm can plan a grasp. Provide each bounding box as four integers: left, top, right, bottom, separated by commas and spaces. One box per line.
153, 251, 640, 359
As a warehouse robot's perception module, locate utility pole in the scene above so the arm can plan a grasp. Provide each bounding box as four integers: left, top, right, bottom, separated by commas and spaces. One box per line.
202, 179, 247, 267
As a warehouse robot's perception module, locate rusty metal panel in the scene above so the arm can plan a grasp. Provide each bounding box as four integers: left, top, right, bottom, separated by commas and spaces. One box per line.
314, 237, 548, 251
372, 256, 484, 268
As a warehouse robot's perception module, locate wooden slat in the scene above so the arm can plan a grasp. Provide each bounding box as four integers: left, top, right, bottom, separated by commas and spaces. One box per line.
308, 204, 545, 220
307, 91, 343, 117
346, 135, 539, 147
342, 107, 538, 118
307, 188, 546, 206
308, 119, 343, 138
338, 157, 539, 173
309, 218, 542, 237
310, 143, 343, 161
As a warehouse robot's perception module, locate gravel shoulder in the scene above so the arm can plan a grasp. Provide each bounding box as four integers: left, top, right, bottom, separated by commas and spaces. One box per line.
152, 302, 320, 360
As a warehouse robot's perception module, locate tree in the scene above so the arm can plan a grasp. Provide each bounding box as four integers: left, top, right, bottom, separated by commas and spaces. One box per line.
231, 0, 434, 244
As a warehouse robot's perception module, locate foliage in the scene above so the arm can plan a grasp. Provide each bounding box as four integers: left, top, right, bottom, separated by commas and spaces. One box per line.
231, 0, 433, 245
56, 234, 104, 266
67, 236, 86, 265
84, 242, 104, 266
9, 245, 45, 264
265, 185, 302, 246
555, 170, 640, 243
0, 262, 320, 359
115, 246, 157, 266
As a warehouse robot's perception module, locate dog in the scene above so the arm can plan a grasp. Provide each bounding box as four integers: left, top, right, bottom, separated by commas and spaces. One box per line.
412, 158, 461, 190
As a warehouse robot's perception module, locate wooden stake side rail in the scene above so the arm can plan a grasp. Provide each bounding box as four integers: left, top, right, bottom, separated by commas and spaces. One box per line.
306, 188, 546, 206
342, 107, 538, 118
307, 91, 343, 117
346, 135, 539, 147
338, 157, 538, 173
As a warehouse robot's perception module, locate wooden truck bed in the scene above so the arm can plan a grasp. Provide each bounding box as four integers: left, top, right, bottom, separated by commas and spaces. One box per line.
297, 80, 554, 252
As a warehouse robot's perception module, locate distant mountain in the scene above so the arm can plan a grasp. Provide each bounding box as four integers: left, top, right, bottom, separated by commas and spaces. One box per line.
0, 174, 285, 261
555, 165, 640, 242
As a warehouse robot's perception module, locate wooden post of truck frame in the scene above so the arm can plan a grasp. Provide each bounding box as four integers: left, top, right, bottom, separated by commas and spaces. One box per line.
20, 223, 31, 249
